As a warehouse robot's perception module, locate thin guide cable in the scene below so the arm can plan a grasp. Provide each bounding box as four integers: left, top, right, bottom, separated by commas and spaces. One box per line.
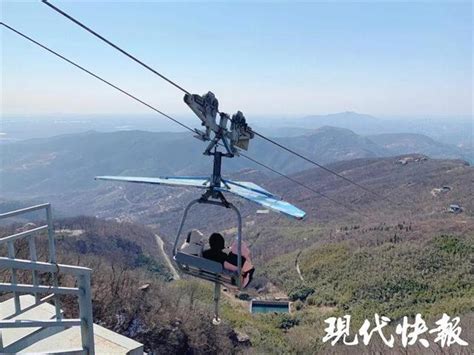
0, 22, 194, 133
42, 0, 191, 95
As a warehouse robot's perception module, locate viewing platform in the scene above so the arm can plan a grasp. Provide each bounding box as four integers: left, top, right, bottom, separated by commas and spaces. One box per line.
0, 203, 144, 354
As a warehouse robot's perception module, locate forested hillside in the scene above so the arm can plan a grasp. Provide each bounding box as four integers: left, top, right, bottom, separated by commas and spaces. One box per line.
1, 154, 472, 353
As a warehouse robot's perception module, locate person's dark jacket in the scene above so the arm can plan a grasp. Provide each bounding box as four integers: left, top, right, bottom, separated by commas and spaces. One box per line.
202, 248, 228, 264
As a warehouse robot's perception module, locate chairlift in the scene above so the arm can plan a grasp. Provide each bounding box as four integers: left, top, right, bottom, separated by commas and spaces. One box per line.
96, 92, 305, 324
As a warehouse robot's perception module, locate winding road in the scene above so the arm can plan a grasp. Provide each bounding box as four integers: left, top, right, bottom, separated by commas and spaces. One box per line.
155, 234, 180, 280
295, 250, 304, 281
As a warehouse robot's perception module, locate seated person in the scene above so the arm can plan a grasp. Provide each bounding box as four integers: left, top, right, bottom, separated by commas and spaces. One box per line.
224, 240, 255, 288
202, 233, 228, 264
180, 229, 204, 256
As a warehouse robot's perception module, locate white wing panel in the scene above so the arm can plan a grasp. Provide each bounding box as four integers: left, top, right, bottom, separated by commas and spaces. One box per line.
95, 176, 210, 189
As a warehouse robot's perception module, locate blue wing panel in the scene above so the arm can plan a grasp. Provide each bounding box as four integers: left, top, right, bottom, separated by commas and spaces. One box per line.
217, 182, 306, 220
95, 176, 210, 189
222, 179, 277, 198
96, 176, 306, 220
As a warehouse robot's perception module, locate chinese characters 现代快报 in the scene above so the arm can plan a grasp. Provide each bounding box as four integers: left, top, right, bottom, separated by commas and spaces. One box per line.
322, 313, 468, 348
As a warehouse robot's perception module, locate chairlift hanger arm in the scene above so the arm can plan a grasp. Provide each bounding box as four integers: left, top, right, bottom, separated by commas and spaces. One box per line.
198, 190, 230, 208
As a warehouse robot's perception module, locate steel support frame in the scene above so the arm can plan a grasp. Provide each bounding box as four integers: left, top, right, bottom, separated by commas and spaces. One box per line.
0, 203, 95, 354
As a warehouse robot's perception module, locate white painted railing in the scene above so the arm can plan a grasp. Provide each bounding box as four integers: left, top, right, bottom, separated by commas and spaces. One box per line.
0, 203, 95, 354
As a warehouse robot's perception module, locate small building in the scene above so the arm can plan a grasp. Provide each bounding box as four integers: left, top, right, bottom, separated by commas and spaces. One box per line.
432, 186, 453, 196
396, 156, 428, 165
250, 299, 290, 314
448, 204, 463, 214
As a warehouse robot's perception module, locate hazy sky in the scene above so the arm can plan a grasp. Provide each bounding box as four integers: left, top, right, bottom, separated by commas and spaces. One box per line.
1, 1, 472, 117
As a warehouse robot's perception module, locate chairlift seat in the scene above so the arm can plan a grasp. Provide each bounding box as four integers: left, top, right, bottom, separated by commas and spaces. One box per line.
174, 251, 238, 286
175, 251, 223, 273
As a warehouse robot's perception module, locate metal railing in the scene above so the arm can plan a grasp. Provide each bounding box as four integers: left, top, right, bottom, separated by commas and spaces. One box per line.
0, 203, 95, 354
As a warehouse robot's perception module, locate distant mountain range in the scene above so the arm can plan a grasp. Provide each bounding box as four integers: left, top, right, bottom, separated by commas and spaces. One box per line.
297, 111, 382, 133
367, 133, 467, 159
255, 112, 472, 160
1, 126, 470, 200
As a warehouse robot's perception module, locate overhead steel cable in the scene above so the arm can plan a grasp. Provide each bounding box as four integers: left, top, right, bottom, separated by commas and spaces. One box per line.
238, 152, 371, 218
41, 0, 400, 207
0, 22, 194, 133
41, 0, 191, 96
1, 22, 369, 219
251, 131, 400, 206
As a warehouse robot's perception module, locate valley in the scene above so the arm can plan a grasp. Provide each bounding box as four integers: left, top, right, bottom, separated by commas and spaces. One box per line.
1, 126, 473, 354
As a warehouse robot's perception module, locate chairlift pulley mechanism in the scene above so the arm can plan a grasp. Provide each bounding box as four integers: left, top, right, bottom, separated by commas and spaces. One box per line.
184, 91, 254, 206
184, 92, 254, 157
